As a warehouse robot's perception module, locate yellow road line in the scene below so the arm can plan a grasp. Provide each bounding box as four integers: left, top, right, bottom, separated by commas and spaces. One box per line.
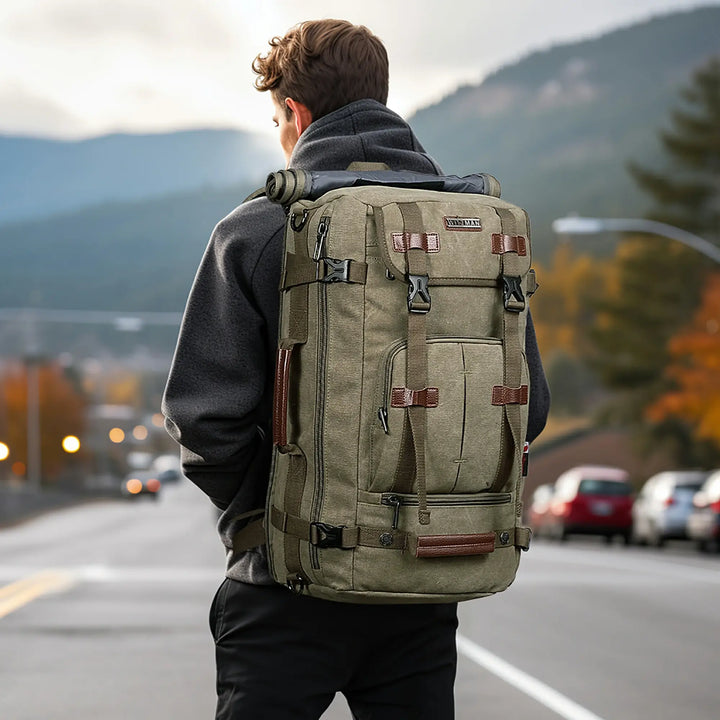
0, 570, 76, 619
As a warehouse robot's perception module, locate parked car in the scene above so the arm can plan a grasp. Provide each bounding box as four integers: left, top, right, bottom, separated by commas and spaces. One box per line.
547, 466, 634, 543
528, 483, 555, 537
121, 470, 162, 500
151, 454, 182, 484
632, 470, 708, 546
687, 470, 720, 552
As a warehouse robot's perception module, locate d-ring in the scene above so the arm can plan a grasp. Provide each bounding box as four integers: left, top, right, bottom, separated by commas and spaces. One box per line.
290, 210, 309, 232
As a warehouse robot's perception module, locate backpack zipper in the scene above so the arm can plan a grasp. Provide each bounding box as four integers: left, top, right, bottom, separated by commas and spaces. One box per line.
311, 217, 331, 570
380, 492, 511, 529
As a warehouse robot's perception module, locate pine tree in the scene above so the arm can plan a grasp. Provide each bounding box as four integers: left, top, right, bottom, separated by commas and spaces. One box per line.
589, 57, 720, 465
629, 57, 720, 241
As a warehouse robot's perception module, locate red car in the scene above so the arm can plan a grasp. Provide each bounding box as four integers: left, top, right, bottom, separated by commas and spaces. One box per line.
547, 466, 634, 544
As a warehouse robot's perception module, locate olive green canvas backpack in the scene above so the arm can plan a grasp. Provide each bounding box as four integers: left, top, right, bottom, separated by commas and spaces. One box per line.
237, 165, 536, 603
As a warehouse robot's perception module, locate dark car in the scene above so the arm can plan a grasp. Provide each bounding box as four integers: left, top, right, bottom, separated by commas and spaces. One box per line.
121, 470, 162, 500
547, 466, 634, 543
687, 470, 720, 552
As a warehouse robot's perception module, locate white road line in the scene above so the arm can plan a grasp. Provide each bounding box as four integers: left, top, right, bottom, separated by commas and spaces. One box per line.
456, 634, 607, 720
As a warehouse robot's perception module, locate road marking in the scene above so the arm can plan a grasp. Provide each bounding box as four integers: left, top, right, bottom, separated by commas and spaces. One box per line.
457, 634, 607, 720
0, 570, 75, 619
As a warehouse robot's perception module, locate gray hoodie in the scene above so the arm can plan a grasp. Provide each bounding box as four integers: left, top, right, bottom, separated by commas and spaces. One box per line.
163, 99, 550, 584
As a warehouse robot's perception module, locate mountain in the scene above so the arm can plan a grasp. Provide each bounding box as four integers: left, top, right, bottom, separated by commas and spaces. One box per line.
0, 5, 718, 334
0, 128, 281, 225
409, 5, 720, 255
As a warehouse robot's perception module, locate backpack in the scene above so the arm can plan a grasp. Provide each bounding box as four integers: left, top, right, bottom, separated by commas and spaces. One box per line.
236, 164, 536, 603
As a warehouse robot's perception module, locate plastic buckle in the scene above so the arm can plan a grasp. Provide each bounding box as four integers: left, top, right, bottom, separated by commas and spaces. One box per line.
502, 275, 525, 313
310, 522, 346, 548
407, 274, 431, 313
319, 258, 351, 284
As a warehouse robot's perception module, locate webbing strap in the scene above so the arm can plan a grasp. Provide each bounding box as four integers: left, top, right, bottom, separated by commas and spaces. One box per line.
270, 506, 408, 550
281, 253, 368, 289
392, 203, 432, 524
491, 207, 525, 496
270, 506, 530, 552
230, 510, 266, 554
276, 218, 313, 581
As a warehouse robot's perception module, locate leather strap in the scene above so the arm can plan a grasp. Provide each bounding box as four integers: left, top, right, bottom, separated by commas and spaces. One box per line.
492, 233, 527, 256
491, 385, 529, 406
392, 232, 440, 253
391, 387, 439, 408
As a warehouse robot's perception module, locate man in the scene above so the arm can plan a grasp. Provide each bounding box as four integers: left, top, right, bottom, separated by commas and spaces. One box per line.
163, 19, 549, 720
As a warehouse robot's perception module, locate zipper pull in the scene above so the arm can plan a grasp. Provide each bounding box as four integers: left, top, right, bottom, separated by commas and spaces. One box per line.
382, 495, 402, 530
377, 407, 389, 434
313, 216, 330, 261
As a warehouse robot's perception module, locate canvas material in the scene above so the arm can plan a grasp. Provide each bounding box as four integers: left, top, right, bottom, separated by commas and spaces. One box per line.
267, 185, 533, 603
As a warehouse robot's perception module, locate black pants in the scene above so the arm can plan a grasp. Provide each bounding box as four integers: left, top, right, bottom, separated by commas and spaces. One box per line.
210, 579, 458, 719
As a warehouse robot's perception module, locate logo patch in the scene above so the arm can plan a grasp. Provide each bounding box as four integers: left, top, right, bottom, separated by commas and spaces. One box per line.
443, 217, 482, 231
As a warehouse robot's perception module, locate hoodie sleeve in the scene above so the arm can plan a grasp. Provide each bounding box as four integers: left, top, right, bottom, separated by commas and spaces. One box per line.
525, 311, 550, 443
162, 205, 283, 509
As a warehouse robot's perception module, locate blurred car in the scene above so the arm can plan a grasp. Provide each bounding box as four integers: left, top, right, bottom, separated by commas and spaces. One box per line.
151, 453, 182, 484
632, 470, 708, 546
121, 470, 162, 500
547, 465, 634, 543
528, 483, 555, 537
687, 470, 720, 552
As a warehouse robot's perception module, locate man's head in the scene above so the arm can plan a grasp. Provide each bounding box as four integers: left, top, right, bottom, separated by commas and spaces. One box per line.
253, 19, 389, 164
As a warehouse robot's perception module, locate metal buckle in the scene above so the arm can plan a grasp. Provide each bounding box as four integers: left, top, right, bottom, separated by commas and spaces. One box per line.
319, 258, 351, 284
407, 274, 431, 313
310, 522, 346, 548
286, 573, 308, 594
502, 275, 525, 313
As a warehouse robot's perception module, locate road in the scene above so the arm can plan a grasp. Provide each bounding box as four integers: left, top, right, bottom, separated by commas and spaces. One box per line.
1, 478, 718, 720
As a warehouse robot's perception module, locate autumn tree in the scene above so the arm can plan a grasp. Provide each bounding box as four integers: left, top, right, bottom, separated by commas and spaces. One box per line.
589, 57, 720, 462
647, 273, 720, 454
532, 244, 612, 415
1, 360, 87, 483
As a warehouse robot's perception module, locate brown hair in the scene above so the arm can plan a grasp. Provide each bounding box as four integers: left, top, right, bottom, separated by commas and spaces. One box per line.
252, 19, 389, 120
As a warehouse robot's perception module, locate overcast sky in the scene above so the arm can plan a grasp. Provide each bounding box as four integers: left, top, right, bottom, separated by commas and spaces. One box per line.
1, 0, 717, 139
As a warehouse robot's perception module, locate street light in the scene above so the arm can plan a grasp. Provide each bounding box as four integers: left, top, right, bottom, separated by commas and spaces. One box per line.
552, 216, 720, 265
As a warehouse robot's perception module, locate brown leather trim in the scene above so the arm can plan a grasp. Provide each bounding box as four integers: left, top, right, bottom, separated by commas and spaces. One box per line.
273, 346, 293, 446
491, 385, 529, 406
391, 232, 440, 253
416, 533, 496, 558
390, 387, 439, 408
491, 233, 527, 256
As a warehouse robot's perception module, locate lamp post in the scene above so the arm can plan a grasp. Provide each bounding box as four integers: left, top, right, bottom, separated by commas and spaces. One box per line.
551, 216, 720, 265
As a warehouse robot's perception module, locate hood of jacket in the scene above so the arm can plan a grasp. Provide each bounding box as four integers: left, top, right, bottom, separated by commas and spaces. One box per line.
288, 99, 443, 175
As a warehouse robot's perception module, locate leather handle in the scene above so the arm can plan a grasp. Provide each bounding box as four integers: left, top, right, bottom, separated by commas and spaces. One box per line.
273, 345, 294, 447
415, 533, 496, 558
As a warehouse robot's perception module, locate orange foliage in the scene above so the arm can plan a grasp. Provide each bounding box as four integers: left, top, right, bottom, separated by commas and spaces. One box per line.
531, 244, 612, 357
0, 361, 86, 481
647, 273, 720, 444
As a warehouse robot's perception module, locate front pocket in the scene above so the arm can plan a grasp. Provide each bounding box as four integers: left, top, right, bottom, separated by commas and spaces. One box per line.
352, 490, 520, 597
369, 337, 506, 494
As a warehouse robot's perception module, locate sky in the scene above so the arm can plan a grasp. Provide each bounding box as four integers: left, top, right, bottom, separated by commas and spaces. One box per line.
1, 0, 718, 140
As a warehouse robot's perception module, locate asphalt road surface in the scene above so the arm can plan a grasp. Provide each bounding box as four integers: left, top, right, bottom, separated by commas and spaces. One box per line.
1, 478, 718, 720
